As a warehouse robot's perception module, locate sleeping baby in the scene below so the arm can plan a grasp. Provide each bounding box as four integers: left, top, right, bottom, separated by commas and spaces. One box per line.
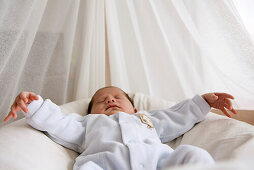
4, 86, 237, 170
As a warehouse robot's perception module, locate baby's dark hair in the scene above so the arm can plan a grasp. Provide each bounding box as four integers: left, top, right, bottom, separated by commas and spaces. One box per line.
87, 86, 134, 114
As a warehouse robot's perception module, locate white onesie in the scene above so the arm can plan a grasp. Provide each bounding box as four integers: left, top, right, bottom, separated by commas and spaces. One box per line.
24, 95, 214, 170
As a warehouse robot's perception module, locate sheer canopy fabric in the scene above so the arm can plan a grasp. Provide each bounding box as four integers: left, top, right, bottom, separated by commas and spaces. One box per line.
1, 0, 254, 125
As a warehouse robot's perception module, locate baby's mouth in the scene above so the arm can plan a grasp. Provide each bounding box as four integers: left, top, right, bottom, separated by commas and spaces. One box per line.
106, 104, 120, 110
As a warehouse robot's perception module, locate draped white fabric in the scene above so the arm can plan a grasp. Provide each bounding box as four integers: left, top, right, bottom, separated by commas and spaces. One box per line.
1, 0, 254, 125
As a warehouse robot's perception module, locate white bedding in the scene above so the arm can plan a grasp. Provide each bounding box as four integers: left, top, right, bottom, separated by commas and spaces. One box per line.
0, 93, 254, 170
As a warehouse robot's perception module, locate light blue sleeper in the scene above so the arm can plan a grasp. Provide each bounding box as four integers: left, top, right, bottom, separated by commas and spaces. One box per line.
24, 95, 214, 170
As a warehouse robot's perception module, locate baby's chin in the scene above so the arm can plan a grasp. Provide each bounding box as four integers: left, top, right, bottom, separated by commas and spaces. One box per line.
105, 109, 122, 116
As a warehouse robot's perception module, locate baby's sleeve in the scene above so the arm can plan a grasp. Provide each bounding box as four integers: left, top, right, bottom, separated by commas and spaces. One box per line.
149, 95, 211, 143
24, 95, 86, 153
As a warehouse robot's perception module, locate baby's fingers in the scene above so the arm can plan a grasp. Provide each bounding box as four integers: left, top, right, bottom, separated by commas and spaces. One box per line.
215, 93, 234, 100
224, 98, 233, 110
225, 99, 237, 115
16, 99, 28, 113
30, 93, 39, 100
11, 112, 17, 119
26, 92, 38, 103
11, 104, 20, 117
3, 106, 18, 122
3, 112, 13, 122
231, 108, 237, 115
19, 92, 29, 103
221, 107, 232, 118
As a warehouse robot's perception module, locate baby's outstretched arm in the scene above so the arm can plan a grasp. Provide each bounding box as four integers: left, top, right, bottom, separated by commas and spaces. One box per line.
202, 93, 237, 118
4, 92, 39, 122
5, 92, 86, 153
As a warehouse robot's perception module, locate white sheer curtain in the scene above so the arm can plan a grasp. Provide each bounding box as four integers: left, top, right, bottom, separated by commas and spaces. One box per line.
0, 0, 80, 125
1, 0, 254, 125
233, 0, 254, 42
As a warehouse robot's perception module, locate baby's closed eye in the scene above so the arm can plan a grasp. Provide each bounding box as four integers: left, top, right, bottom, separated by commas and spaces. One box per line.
97, 98, 106, 103
115, 95, 123, 99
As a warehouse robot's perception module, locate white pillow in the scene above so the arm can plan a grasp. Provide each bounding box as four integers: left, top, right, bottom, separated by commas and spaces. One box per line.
0, 118, 78, 170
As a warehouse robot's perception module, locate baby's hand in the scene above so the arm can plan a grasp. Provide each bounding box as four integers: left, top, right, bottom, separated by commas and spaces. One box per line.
202, 93, 237, 118
3, 92, 39, 122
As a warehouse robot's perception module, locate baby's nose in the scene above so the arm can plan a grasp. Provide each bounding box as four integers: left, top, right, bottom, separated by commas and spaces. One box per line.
106, 98, 115, 103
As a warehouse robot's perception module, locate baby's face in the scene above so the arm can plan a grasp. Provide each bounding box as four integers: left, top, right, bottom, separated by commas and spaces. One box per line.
90, 87, 136, 116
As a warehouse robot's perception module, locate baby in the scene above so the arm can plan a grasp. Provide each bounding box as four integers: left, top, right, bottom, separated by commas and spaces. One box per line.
4, 86, 237, 170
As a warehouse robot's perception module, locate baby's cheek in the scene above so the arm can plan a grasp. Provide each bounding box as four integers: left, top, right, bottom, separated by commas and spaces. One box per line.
92, 104, 103, 113
93, 107, 101, 112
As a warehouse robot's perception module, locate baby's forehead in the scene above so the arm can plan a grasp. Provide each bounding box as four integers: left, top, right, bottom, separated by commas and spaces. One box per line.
93, 87, 126, 99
